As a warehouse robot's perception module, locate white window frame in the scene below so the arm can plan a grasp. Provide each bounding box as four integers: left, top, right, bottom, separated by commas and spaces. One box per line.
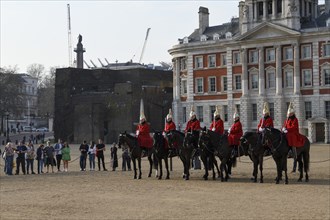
250, 72, 259, 89
208, 76, 216, 93
284, 69, 294, 88
221, 76, 228, 92
180, 58, 187, 71
322, 43, 330, 57
301, 44, 311, 59
181, 78, 187, 95
213, 33, 220, 40
208, 55, 216, 68
221, 54, 227, 66
320, 63, 330, 86
249, 50, 258, 64
195, 56, 203, 69
233, 51, 241, 64
305, 101, 312, 119
195, 77, 204, 93
302, 69, 312, 87
209, 105, 216, 122
201, 35, 208, 42
267, 71, 276, 89
324, 69, 330, 86
266, 48, 275, 62
284, 47, 293, 61
197, 106, 204, 122
234, 74, 242, 90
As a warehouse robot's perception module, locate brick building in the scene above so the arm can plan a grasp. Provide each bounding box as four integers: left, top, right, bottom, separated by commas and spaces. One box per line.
168, 0, 330, 143
54, 68, 172, 144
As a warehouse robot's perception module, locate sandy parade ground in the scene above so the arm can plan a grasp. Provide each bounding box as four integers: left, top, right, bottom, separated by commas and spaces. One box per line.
0, 143, 329, 220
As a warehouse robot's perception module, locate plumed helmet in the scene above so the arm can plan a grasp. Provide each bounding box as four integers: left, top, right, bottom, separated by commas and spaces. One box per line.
189, 105, 196, 118
166, 108, 173, 120
213, 106, 221, 118
233, 107, 239, 119
287, 102, 295, 116
263, 102, 270, 115
139, 99, 146, 121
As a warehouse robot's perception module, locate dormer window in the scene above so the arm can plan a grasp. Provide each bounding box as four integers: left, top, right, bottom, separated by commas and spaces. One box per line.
201, 35, 208, 41
225, 32, 232, 39
213, 33, 220, 40
183, 37, 189, 44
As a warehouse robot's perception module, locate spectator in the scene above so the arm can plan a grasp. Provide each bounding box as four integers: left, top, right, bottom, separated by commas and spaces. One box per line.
15, 141, 27, 175
88, 141, 96, 171
44, 141, 55, 173
54, 139, 63, 172
26, 142, 36, 174
122, 148, 131, 171
96, 139, 107, 171
79, 140, 89, 171
110, 143, 118, 171
62, 142, 71, 172
4, 142, 15, 175
36, 144, 44, 174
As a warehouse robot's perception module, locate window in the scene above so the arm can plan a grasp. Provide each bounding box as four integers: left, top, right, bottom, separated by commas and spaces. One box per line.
197, 106, 204, 122
303, 69, 312, 87
201, 35, 207, 41
266, 48, 275, 62
181, 79, 187, 94
305, 102, 312, 119
222, 76, 228, 91
223, 105, 228, 122
195, 56, 203, 69
258, 2, 264, 16
233, 51, 240, 64
251, 73, 258, 89
268, 72, 276, 88
221, 54, 227, 66
183, 107, 187, 123
236, 104, 240, 116
301, 45, 311, 59
196, 78, 204, 93
210, 105, 216, 122
252, 104, 257, 121
208, 77, 216, 93
277, 0, 282, 13
213, 33, 220, 40
235, 75, 242, 90
180, 58, 187, 70
249, 50, 258, 63
285, 70, 293, 87
268, 0, 273, 14
284, 47, 293, 60
208, 55, 216, 68
324, 69, 330, 85
269, 103, 275, 119
326, 101, 330, 119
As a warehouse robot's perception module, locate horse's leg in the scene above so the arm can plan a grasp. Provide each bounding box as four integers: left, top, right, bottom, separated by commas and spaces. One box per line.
148, 153, 153, 178
201, 154, 208, 180
138, 157, 142, 179
223, 158, 229, 181
283, 157, 288, 184
132, 158, 137, 179
304, 150, 310, 182
158, 158, 163, 180
211, 156, 216, 180
297, 153, 303, 182
252, 158, 258, 183
164, 157, 170, 179
214, 157, 221, 179
259, 154, 264, 183
274, 158, 281, 184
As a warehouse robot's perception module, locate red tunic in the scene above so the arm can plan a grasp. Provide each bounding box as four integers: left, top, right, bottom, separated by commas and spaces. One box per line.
283, 117, 305, 147
164, 121, 176, 132
209, 119, 224, 135
185, 119, 201, 132
257, 116, 274, 130
228, 120, 243, 146
136, 123, 153, 148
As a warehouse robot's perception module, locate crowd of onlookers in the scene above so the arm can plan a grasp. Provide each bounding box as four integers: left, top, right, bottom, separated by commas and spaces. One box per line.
1, 138, 132, 176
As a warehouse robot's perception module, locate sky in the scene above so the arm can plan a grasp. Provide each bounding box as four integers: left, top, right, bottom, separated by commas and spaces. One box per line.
0, 0, 326, 73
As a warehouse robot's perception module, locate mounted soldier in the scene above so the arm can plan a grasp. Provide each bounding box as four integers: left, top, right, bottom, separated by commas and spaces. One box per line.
257, 102, 274, 156
163, 108, 177, 154
136, 99, 153, 156
209, 106, 224, 135
184, 106, 201, 133
228, 108, 243, 157
282, 102, 305, 159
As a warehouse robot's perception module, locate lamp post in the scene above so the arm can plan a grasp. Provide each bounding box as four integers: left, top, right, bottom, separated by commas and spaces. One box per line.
5, 110, 10, 143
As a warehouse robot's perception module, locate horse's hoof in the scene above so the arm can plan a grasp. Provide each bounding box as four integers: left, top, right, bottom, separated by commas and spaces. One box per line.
254, 179, 257, 183
148, 174, 151, 178
185, 177, 189, 181
260, 179, 264, 183
138, 176, 142, 179
166, 176, 170, 180
285, 181, 288, 184
276, 181, 279, 184
297, 178, 302, 182
250, 177, 254, 181
203, 177, 208, 181
158, 176, 162, 180
134, 176, 137, 179
305, 179, 309, 182
182, 175, 185, 179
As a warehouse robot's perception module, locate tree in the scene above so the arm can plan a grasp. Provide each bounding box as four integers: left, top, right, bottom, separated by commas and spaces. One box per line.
26, 63, 45, 87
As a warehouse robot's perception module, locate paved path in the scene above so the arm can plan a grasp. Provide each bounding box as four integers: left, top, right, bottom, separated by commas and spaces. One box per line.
0, 132, 54, 146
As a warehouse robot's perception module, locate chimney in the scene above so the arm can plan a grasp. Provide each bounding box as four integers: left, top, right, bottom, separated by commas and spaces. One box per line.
199, 7, 209, 35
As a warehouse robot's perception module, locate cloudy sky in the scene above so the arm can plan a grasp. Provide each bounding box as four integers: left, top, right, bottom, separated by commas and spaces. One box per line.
0, 0, 325, 73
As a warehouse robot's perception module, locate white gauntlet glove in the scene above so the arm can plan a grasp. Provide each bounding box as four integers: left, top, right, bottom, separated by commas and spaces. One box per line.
211, 128, 215, 132
282, 128, 287, 133
258, 127, 264, 132
136, 130, 140, 136
228, 128, 231, 134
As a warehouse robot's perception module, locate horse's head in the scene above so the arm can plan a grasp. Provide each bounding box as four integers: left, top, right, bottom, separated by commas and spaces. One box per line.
261, 127, 277, 146
184, 130, 199, 148
153, 131, 164, 149
199, 129, 211, 149
118, 131, 137, 150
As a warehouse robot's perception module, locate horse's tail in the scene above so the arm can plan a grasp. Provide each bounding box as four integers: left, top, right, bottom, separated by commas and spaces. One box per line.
303, 137, 310, 172
232, 156, 237, 168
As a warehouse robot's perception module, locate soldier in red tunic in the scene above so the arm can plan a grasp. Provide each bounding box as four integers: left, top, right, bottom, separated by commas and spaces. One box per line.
257, 102, 274, 156
136, 100, 153, 156
164, 109, 177, 153
228, 109, 243, 157
209, 106, 224, 135
185, 107, 201, 133
282, 102, 305, 159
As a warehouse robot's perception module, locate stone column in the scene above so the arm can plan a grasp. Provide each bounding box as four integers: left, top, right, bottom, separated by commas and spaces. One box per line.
301, 0, 305, 17
275, 45, 282, 95
174, 58, 180, 100
325, 122, 329, 144
259, 47, 265, 96
263, 0, 268, 20
293, 43, 301, 95
186, 54, 194, 102
241, 48, 248, 96
254, 2, 258, 21
272, 0, 276, 18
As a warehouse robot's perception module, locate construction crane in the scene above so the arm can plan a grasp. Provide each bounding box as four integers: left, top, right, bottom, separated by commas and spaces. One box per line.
139, 28, 151, 64
84, 60, 91, 69
67, 4, 73, 67
90, 60, 98, 68
104, 58, 111, 65
98, 58, 105, 67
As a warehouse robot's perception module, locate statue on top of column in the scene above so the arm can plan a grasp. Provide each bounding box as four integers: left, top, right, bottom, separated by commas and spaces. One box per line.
78, 34, 82, 44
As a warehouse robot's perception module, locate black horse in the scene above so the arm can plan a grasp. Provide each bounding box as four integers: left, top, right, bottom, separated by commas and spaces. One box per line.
240, 131, 266, 183
262, 128, 310, 184
200, 130, 235, 181
118, 132, 154, 179
181, 130, 200, 180
198, 129, 222, 180
152, 131, 178, 180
